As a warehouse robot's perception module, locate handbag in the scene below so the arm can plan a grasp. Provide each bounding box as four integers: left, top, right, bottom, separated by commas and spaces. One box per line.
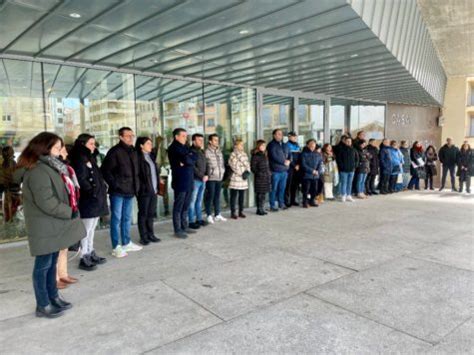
158, 180, 166, 196
396, 173, 403, 184
242, 170, 250, 180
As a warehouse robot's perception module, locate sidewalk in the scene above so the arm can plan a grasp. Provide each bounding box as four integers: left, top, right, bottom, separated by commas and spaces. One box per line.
0, 191, 473, 354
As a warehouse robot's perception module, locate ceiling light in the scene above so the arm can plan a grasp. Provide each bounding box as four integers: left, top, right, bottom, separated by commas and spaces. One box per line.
259, 60, 266, 64
239, 30, 249, 35
149, 59, 159, 63
69, 13, 81, 18
343, 73, 349, 76
350, 54, 359, 58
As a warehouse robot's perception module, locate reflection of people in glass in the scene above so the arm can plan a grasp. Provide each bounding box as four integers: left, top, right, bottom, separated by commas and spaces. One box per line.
1, 146, 21, 222
155, 135, 170, 216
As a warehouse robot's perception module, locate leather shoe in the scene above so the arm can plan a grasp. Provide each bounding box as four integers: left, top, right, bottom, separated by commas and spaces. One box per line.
50, 296, 73, 311
174, 232, 188, 239
148, 235, 161, 243
90, 251, 107, 265
36, 304, 64, 318
139, 238, 150, 246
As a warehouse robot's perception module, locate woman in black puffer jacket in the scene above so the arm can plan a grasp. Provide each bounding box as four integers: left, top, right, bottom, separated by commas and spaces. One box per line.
251, 140, 272, 216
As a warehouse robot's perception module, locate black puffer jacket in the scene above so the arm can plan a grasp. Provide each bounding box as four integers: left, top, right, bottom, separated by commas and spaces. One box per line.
191, 145, 207, 181
137, 152, 160, 196
438, 144, 459, 166
336, 144, 359, 173
69, 145, 109, 218
367, 145, 379, 175
251, 151, 271, 193
101, 141, 140, 197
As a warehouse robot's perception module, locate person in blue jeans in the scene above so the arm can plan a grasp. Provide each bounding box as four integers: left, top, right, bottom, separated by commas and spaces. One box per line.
267, 129, 290, 211
101, 127, 143, 258
335, 136, 359, 202
188, 133, 209, 229
168, 128, 198, 238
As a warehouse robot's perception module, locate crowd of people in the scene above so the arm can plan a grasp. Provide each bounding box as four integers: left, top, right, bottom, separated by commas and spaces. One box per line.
9, 127, 473, 318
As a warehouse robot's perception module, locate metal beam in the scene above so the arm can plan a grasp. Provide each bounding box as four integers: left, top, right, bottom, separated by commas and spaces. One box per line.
65, 0, 188, 61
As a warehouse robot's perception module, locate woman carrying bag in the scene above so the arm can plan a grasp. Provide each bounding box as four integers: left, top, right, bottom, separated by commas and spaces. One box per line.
228, 139, 251, 219
424, 145, 438, 190
15, 132, 85, 318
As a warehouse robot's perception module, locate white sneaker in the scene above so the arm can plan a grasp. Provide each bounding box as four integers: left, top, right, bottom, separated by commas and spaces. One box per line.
122, 242, 143, 252
346, 196, 354, 202
340, 196, 346, 202
112, 245, 128, 258
214, 214, 227, 222
207, 215, 215, 224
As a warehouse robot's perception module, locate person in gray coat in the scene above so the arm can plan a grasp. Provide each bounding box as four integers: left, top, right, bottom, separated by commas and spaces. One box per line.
16, 132, 86, 319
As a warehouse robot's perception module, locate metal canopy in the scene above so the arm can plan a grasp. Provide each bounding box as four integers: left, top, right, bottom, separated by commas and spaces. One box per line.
0, 0, 446, 106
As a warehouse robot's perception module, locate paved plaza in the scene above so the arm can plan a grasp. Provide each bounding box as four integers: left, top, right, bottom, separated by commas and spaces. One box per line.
0, 191, 473, 354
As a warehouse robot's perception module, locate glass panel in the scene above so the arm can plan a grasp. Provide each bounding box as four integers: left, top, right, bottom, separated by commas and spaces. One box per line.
204, 85, 256, 208
298, 98, 324, 145
262, 95, 293, 142
329, 99, 346, 145
350, 101, 385, 141
0, 59, 44, 241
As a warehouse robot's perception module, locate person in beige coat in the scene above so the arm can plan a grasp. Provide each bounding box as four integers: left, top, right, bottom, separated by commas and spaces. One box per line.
228, 139, 251, 219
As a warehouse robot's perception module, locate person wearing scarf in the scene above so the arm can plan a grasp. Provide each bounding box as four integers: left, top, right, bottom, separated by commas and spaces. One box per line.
16, 132, 85, 318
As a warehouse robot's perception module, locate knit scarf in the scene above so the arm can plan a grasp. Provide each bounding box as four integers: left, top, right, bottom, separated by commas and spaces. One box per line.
40, 155, 80, 212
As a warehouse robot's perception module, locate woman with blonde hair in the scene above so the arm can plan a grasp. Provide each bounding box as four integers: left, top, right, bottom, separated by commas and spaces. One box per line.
228, 139, 251, 219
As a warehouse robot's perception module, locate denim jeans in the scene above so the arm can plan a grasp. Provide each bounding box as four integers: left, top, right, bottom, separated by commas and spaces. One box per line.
33, 252, 59, 307
173, 190, 192, 233
109, 194, 133, 249
356, 173, 367, 194
339, 172, 355, 197
270, 171, 288, 209
189, 179, 205, 223
205, 181, 222, 216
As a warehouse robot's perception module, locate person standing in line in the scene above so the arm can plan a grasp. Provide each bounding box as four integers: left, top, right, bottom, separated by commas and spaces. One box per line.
408, 141, 425, 191
267, 129, 291, 211
69, 133, 109, 271
228, 139, 251, 219
101, 127, 143, 258
135, 136, 161, 246
168, 128, 197, 239
300, 139, 323, 208
379, 139, 392, 194
188, 133, 209, 229
438, 137, 460, 191
388, 140, 404, 193
15, 132, 85, 318
355, 139, 370, 199
205, 134, 227, 223
56, 144, 81, 286
336, 137, 359, 202
321, 143, 338, 200
457, 142, 473, 193
285, 131, 301, 207
424, 145, 438, 190
366, 138, 379, 195
1, 146, 21, 222
251, 140, 272, 216
399, 140, 412, 190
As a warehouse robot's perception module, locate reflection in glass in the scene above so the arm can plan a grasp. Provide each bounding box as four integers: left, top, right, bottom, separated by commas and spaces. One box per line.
262, 95, 293, 142
298, 98, 324, 144
350, 101, 385, 140
0, 60, 44, 241
329, 100, 346, 145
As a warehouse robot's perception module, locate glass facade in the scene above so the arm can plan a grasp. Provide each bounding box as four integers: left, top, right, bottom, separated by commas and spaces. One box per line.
0, 58, 385, 242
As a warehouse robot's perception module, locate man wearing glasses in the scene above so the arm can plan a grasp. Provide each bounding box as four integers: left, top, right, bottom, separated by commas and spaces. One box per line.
101, 127, 143, 258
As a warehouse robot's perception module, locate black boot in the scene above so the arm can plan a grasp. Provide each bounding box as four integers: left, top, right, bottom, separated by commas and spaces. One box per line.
36, 304, 64, 318
79, 255, 97, 271
148, 235, 161, 243
50, 296, 73, 310
90, 250, 107, 265
139, 238, 150, 246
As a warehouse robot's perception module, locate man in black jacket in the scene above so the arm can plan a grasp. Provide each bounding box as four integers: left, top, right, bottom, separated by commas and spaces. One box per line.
101, 127, 142, 258
438, 138, 460, 191
168, 128, 197, 238
188, 133, 208, 229
366, 138, 379, 195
